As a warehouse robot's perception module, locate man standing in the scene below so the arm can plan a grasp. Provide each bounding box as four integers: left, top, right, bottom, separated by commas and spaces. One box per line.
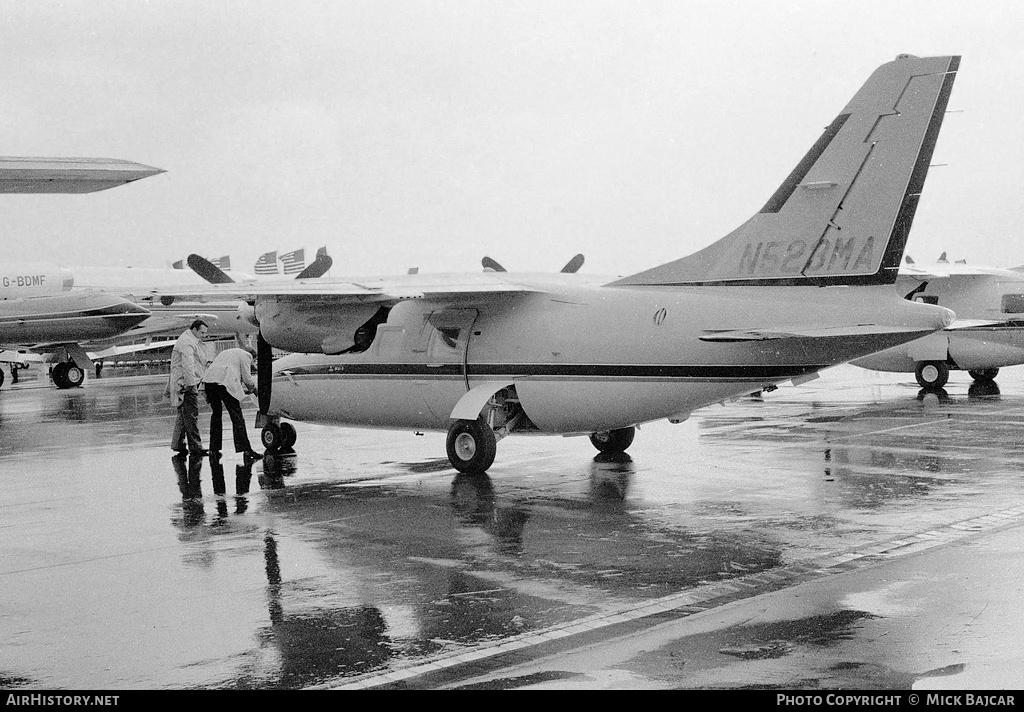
201, 346, 262, 461
167, 319, 210, 455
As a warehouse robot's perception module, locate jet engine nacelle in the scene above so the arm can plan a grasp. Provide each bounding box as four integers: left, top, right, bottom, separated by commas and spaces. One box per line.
256, 299, 382, 354
0, 263, 73, 300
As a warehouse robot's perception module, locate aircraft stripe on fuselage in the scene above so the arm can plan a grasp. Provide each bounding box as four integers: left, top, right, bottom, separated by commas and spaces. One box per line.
277, 363, 828, 381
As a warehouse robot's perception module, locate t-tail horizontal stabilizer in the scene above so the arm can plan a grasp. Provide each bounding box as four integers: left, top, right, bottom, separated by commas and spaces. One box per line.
613, 54, 959, 287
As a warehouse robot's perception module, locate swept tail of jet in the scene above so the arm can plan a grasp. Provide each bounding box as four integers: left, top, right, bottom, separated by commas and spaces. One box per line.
614, 55, 959, 288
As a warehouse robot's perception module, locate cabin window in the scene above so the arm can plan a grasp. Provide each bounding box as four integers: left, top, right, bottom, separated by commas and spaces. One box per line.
1002, 294, 1024, 314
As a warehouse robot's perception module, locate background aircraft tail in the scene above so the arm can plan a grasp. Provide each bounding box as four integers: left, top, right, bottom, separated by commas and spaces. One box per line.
613, 55, 959, 287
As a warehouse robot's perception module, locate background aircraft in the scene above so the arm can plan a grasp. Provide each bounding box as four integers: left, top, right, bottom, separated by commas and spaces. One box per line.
852, 255, 1024, 389
0, 158, 162, 388
157, 54, 961, 472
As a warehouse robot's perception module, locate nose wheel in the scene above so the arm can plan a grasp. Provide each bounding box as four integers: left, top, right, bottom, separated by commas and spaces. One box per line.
261, 420, 297, 452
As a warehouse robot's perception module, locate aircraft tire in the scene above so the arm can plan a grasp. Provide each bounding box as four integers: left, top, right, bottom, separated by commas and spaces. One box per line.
914, 360, 949, 390
261, 423, 283, 452
589, 426, 636, 454
446, 418, 497, 473
51, 363, 69, 389
0, 369, 5, 388
968, 368, 999, 382
279, 421, 297, 449
64, 365, 85, 388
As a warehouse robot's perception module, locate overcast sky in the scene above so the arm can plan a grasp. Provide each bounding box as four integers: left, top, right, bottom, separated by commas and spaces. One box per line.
2, 0, 1022, 277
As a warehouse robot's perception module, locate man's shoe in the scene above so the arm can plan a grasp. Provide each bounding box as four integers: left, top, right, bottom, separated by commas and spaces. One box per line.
243, 450, 263, 461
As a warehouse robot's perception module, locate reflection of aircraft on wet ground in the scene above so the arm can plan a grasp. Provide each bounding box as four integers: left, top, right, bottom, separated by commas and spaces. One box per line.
852, 255, 1024, 389
155, 55, 961, 472
0, 157, 162, 388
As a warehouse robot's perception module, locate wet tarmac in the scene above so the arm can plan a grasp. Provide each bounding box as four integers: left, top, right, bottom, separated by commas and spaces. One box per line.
1, 364, 1023, 690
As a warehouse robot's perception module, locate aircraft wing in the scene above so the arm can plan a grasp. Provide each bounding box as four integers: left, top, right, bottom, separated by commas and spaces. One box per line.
0, 157, 164, 193
699, 323, 938, 342
147, 272, 546, 305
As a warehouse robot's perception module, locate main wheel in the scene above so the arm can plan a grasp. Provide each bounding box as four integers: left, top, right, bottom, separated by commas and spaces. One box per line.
914, 361, 949, 389
968, 367, 999, 382
64, 364, 85, 388
446, 418, 497, 472
279, 421, 297, 449
0, 369, 5, 388
51, 362, 69, 388
589, 426, 636, 454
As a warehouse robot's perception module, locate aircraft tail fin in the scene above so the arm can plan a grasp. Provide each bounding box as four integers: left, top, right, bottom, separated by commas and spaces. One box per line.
612, 55, 959, 287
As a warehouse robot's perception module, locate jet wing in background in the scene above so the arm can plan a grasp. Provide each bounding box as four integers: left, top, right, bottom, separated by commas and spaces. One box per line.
0, 157, 164, 193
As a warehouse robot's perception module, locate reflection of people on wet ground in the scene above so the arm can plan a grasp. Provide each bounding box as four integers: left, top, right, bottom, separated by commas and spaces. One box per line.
172, 452, 204, 500
201, 347, 262, 462
166, 320, 210, 456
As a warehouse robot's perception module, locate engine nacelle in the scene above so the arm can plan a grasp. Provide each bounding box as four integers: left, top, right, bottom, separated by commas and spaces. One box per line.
237, 301, 259, 328
0, 263, 73, 299
256, 298, 382, 353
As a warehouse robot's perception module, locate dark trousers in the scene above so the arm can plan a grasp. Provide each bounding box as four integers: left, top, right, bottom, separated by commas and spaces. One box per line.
205, 383, 252, 453
171, 388, 203, 452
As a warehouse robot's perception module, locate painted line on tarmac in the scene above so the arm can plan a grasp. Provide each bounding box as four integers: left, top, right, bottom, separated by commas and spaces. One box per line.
324, 502, 1024, 690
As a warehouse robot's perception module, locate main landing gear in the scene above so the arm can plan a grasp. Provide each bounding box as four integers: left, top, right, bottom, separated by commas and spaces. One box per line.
589, 427, 636, 454
443, 418, 639, 473
914, 360, 949, 389
968, 367, 999, 383
51, 362, 85, 389
446, 418, 498, 472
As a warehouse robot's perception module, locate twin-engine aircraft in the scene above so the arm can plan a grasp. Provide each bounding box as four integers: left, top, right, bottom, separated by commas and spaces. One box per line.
0, 158, 162, 388
853, 255, 1024, 389
160, 55, 961, 472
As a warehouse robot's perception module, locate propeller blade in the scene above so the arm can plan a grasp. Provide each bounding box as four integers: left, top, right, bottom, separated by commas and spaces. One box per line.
295, 253, 333, 279
560, 254, 585, 273
482, 257, 506, 272
257, 332, 273, 417
186, 254, 235, 284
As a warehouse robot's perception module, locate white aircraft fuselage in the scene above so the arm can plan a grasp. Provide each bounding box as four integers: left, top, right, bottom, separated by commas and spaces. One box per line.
267, 275, 951, 434
853, 264, 1024, 384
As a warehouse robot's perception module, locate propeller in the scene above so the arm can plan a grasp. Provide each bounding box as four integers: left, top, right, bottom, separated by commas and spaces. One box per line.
481, 254, 585, 273
560, 253, 585, 273
294, 253, 333, 279
481, 257, 506, 272
187, 254, 235, 284
257, 331, 273, 419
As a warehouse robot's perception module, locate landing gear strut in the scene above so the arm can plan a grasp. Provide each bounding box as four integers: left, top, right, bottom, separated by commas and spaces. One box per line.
589, 426, 636, 454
